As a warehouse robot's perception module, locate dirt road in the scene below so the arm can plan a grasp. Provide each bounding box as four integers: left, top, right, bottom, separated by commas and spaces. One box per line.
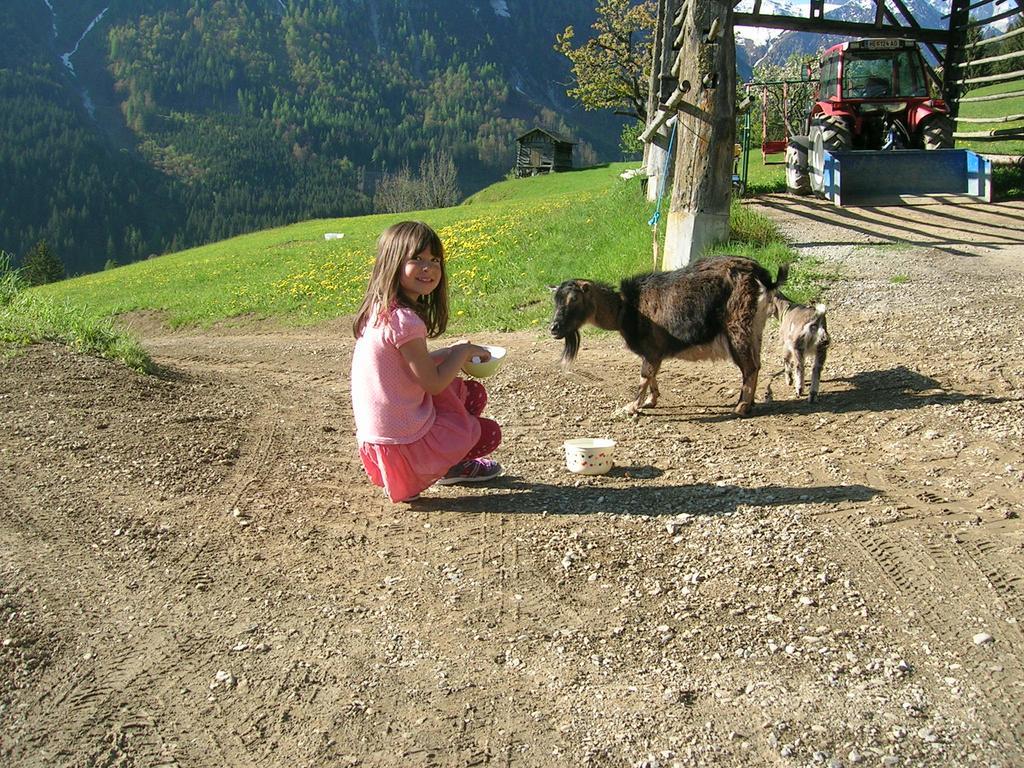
2, 196, 1023, 767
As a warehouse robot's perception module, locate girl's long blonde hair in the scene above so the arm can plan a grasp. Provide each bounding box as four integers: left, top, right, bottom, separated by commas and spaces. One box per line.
352, 221, 449, 339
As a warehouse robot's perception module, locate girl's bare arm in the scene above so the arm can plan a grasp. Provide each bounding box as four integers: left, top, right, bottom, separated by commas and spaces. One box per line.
428, 339, 476, 364
400, 338, 490, 395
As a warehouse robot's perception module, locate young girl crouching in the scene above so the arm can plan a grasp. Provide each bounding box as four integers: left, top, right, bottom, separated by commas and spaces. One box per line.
350, 221, 502, 502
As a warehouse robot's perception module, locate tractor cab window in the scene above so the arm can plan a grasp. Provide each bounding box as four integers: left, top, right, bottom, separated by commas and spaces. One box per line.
893, 50, 929, 97
820, 54, 840, 99
843, 49, 928, 99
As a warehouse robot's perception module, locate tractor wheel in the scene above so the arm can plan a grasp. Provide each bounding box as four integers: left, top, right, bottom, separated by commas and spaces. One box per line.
809, 114, 851, 196
921, 115, 954, 150
785, 135, 811, 196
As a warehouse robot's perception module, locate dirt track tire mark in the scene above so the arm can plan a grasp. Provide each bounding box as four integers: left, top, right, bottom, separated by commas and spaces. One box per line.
834, 514, 1024, 754
956, 535, 1024, 623
31, 632, 241, 768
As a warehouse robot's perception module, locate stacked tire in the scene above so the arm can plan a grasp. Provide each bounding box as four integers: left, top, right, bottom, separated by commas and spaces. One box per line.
785, 136, 811, 196
921, 115, 955, 150
808, 114, 851, 197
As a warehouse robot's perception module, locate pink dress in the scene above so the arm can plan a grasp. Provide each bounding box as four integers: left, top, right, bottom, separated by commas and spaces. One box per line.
351, 306, 481, 502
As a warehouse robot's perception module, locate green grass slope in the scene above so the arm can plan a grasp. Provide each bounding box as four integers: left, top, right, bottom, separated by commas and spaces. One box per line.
22, 163, 817, 352
955, 81, 1024, 158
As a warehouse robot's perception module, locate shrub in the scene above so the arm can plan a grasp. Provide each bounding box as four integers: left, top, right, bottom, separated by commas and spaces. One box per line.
374, 152, 461, 212
21, 239, 65, 286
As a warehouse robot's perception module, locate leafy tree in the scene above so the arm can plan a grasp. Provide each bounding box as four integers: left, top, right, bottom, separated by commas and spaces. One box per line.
555, 0, 656, 123
21, 239, 64, 286
619, 121, 643, 158
955, 18, 987, 80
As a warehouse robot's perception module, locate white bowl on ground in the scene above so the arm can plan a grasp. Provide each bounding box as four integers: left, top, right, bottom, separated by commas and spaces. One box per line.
461, 345, 506, 379
564, 438, 616, 475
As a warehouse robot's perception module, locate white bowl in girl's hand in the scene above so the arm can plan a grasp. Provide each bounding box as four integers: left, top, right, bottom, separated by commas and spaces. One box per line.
461, 345, 506, 379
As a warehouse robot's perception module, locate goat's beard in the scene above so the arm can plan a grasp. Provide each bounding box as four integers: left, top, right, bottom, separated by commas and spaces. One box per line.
560, 330, 580, 366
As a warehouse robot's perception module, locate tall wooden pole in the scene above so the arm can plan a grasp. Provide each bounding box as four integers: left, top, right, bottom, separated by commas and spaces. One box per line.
941, 0, 971, 119
644, 0, 675, 202
663, 0, 736, 269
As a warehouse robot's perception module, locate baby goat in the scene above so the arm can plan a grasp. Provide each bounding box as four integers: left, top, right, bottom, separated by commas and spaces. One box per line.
550, 256, 788, 416
770, 294, 830, 402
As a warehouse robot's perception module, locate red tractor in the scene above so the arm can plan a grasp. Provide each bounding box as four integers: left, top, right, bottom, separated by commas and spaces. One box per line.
787, 38, 955, 196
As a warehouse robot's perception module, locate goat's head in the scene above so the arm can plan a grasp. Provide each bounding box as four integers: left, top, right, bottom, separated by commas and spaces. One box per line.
549, 279, 595, 365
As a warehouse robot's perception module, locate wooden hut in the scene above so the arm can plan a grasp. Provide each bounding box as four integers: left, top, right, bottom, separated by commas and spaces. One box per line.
514, 128, 575, 177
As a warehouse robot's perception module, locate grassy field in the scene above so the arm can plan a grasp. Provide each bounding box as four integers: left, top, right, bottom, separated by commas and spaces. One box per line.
23, 163, 813, 342
956, 80, 1024, 197
955, 80, 1024, 158
738, 151, 787, 195
1, 251, 152, 370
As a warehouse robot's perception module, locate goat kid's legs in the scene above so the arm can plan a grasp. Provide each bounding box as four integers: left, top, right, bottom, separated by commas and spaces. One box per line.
782, 341, 806, 397
792, 347, 806, 397
808, 345, 828, 403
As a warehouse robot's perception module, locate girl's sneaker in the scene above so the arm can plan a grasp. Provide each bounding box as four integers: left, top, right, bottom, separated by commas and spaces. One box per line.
435, 458, 503, 485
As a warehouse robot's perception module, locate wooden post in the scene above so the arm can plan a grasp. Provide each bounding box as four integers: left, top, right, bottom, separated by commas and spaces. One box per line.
942, 0, 971, 119
642, 0, 665, 193
646, 132, 671, 202
644, 0, 680, 201
662, 0, 736, 269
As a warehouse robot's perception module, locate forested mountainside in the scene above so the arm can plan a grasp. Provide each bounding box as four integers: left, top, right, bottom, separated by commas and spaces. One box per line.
1, 0, 621, 275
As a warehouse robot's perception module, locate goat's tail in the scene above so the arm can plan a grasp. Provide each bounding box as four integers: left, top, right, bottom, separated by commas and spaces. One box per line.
773, 263, 790, 289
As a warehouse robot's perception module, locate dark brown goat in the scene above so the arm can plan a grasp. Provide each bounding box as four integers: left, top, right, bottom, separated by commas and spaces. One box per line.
550, 256, 788, 416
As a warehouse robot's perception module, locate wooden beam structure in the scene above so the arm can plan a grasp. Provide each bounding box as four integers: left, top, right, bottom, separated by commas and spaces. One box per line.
731, 13, 949, 43
960, 88, 1024, 104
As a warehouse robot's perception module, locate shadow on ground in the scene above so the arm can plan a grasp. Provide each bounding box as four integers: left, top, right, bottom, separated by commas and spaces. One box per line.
415, 479, 880, 516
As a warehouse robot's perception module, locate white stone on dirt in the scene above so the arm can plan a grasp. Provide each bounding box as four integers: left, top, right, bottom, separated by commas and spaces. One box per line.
665, 516, 692, 534
972, 632, 994, 645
